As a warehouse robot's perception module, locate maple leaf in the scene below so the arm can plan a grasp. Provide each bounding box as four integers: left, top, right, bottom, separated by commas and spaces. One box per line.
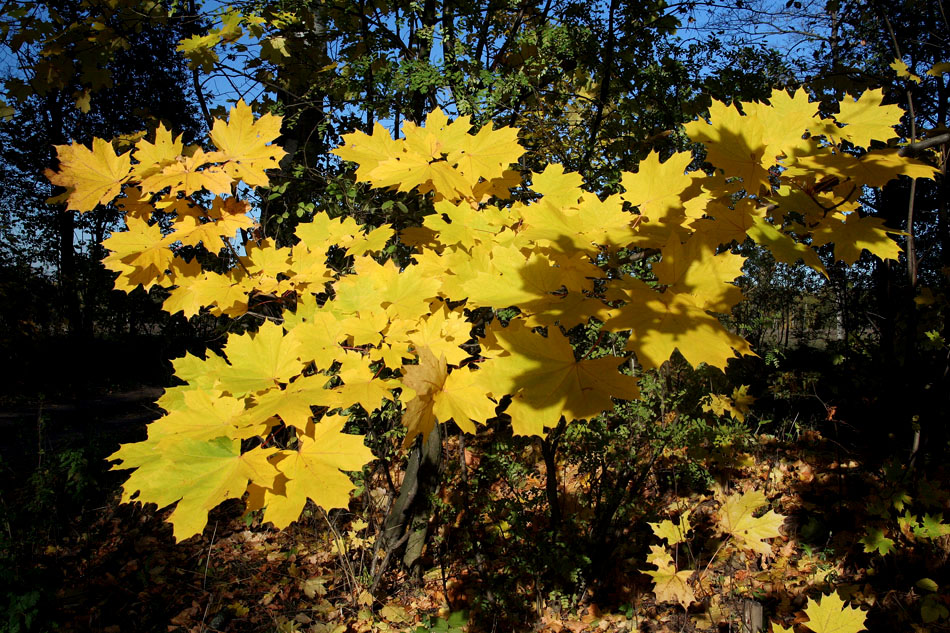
331, 122, 404, 182
859, 527, 895, 555
400, 348, 496, 446
147, 389, 248, 444
290, 310, 346, 366
485, 324, 638, 435
243, 375, 341, 432
705, 386, 757, 422
333, 351, 401, 413
653, 236, 746, 312
112, 437, 278, 541
102, 215, 175, 290
210, 99, 287, 187
173, 196, 255, 253
218, 320, 303, 397
140, 148, 232, 196
346, 225, 394, 257
704, 393, 745, 421
296, 212, 361, 255
170, 350, 228, 392
649, 513, 692, 545
621, 151, 696, 225
133, 123, 184, 179
646, 544, 675, 568
370, 153, 472, 199
606, 283, 753, 370
743, 88, 818, 159
684, 99, 770, 192
643, 562, 696, 608
46, 137, 132, 212
372, 260, 442, 321
530, 164, 584, 207
163, 270, 249, 318
261, 416, 374, 529
407, 306, 472, 366
446, 119, 523, 182
518, 200, 599, 252
717, 490, 785, 555
914, 513, 950, 539
832, 89, 903, 148
810, 212, 902, 265
462, 248, 567, 310
796, 149, 937, 189
747, 216, 826, 274
801, 592, 867, 633
891, 58, 922, 83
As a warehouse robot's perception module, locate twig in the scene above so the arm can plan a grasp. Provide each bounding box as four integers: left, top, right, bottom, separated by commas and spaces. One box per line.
202, 520, 218, 590
899, 133, 950, 157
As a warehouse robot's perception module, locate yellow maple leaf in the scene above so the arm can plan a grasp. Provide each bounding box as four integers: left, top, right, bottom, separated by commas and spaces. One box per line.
173, 196, 255, 253
163, 270, 249, 318
400, 348, 496, 446
407, 306, 471, 367
262, 416, 374, 529
140, 147, 232, 196
620, 151, 696, 225
133, 123, 184, 179
643, 562, 696, 608
703, 385, 754, 422
209, 99, 287, 187
810, 212, 902, 265
746, 216, 826, 274
296, 212, 361, 254
646, 544, 675, 568
717, 490, 785, 555
518, 200, 598, 252
607, 284, 753, 370
653, 236, 746, 312
370, 152, 473, 199
801, 592, 867, 633
684, 99, 770, 193
243, 375, 341, 432
219, 320, 303, 397
446, 120, 523, 183
485, 324, 638, 435
462, 248, 567, 310
345, 225, 394, 257
102, 215, 175, 290
890, 58, 922, 83
333, 351, 401, 413
796, 148, 937, 189
372, 260, 442, 322
743, 88, 818, 159
693, 200, 765, 248
649, 512, 692, 545
289, 309, 346, 366
147, 389, 247, 444
331, 122, 404, 182
111, 436, 278, 541
530, 164, 584, 207
832, 89, 903, 148
46, 137, 132, 212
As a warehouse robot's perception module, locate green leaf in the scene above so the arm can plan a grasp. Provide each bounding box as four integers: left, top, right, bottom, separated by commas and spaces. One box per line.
859, 527, 894, 556
916, 578, 939, 593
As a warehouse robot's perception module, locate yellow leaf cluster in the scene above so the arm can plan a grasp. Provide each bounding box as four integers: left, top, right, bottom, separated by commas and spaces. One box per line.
65, 90, 935, 540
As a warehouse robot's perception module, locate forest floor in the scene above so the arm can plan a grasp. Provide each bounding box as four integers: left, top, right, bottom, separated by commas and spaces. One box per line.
2, 389, 949, 633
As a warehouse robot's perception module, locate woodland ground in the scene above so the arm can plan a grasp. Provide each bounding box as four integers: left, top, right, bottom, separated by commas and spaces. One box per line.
1, 353, 948, 633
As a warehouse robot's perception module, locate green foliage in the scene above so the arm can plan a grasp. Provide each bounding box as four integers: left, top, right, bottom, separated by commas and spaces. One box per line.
413, 610, 467, 633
